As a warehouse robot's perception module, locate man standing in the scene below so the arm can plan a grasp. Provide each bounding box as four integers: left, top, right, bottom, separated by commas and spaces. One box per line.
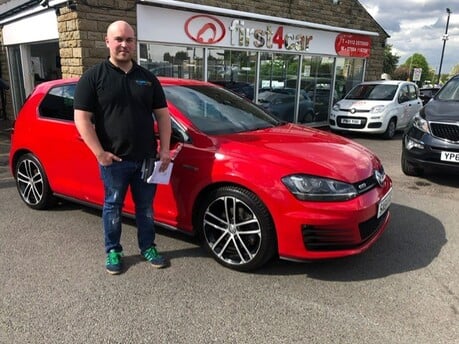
74, 20, 172, 274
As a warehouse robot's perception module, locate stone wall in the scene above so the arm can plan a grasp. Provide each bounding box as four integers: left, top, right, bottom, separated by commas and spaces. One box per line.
58, 0, 137, 78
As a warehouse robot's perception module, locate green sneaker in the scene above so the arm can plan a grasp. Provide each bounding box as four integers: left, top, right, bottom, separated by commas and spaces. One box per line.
141, 246, 167, 268
105, 249, 123, 275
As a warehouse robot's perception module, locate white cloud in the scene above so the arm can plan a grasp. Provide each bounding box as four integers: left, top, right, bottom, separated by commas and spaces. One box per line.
359, 0, 458, 76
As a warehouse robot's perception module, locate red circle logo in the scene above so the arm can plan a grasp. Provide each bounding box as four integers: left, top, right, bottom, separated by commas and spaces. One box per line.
184, 15, 226, 44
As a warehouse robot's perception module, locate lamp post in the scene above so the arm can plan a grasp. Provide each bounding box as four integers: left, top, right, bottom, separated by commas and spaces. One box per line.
437, 8, 451, 85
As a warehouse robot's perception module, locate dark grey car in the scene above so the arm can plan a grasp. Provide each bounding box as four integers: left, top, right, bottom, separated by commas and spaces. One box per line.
401, 74, 459, 176
257, 89, 316, 123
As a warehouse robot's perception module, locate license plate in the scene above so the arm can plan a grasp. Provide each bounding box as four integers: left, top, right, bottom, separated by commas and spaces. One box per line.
341, 118, 361, 125
377, 188, 392, 218
440, 151, 459, 163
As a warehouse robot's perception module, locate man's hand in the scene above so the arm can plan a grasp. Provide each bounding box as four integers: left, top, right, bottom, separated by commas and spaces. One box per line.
157, 149, 171, 172
96, 151, 122, 166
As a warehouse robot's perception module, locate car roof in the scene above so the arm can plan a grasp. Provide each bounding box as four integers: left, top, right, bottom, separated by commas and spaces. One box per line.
357, 80, 415, 86
31, 76, 216, 92
158, 77, 212, 86
258, 91, 289, 98
420, 87, 440, 91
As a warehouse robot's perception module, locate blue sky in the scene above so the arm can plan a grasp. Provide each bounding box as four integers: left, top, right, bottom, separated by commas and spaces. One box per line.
359, 0, 458, 76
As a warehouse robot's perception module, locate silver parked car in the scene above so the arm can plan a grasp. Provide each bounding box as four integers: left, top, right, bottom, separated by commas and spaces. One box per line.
330, 80, 423, 139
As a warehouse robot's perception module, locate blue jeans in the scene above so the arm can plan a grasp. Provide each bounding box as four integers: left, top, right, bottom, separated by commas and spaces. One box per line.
100, 160, 157, 254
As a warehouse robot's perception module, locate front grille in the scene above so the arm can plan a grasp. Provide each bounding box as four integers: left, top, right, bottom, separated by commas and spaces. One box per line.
353, 173, 379, 194
359, 211, 388, 241
353, 167, 385, 195
343, 109, 370, 114
302, 211, 389, 252
302, 226, 357, 251
430, 122, 459, 142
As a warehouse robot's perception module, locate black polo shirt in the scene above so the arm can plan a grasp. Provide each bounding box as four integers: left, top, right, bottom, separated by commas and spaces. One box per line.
74, 59, 167, 161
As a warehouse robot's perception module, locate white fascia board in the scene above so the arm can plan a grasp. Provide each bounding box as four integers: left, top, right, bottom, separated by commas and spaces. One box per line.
3, 9, 58, 45
138, 0, 379, 36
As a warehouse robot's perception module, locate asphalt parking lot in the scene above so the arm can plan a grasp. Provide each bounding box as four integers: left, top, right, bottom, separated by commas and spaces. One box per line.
1, 121, 458, 344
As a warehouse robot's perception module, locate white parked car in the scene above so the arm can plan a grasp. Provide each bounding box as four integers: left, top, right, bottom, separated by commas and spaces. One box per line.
329, 80, 423, 139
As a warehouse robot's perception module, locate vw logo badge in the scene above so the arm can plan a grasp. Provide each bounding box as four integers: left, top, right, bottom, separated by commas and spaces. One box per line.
375, 169, 385, 187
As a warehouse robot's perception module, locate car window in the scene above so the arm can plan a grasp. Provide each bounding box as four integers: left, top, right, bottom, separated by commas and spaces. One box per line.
39, 84, 76, 121
408, 84, 418, 100
398, 85, 410, 103
437, 77, 459, 101
281, 95, 295, 104
256, 91, 273, 104
163, 85, 279, 135
346, 84, 397, 100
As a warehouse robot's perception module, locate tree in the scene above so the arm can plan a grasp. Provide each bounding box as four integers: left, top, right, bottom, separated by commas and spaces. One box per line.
402, 53, 429, 85
438, 73, 451, 85
393, 65, 410, 81
174, 51, 189, 62
450, 63, 459, 76
383, 44, 399, 75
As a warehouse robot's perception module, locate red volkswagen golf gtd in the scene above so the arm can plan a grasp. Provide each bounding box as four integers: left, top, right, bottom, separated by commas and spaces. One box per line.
9, 78, 392, 271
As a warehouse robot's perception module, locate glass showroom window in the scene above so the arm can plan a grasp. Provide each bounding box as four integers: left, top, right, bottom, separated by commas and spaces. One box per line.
207, 49, 257, 84
336, 57, 366, 100
293, 56, 336, 123
258, 52, 307, 123
205, 48, 258, 101
139, 43, 204, 80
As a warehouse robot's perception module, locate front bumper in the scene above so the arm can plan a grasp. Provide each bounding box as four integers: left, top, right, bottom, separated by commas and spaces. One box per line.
274, 178, 392, 261
402, 126, 459, 173
329, 112, 387, 134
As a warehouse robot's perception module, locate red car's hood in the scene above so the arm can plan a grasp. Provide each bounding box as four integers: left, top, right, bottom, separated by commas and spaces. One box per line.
217, 124, 381, 183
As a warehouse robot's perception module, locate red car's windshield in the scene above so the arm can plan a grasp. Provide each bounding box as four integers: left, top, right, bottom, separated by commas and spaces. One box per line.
163, 85, 279, 135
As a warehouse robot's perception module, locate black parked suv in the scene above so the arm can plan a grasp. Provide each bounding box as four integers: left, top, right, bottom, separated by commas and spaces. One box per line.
419, 86, 440, 106
401, 74, 459, 176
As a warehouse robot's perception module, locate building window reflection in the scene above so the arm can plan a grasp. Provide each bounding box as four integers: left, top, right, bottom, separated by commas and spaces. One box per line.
139, 42, 366, 125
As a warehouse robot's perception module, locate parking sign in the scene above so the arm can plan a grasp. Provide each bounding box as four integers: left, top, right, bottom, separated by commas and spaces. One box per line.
413, 68, 422, 81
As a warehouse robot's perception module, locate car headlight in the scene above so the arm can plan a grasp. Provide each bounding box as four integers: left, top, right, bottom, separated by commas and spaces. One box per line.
332, 104, 341, 111
370, 105, 385, 114
282, 174, 357, 201
412, 115, 431, 134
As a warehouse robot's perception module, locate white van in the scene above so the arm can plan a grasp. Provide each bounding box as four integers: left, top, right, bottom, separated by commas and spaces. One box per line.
329, 80, 423, 139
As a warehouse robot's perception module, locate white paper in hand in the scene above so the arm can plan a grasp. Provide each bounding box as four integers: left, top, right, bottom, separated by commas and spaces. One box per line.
147, 161, 173, 184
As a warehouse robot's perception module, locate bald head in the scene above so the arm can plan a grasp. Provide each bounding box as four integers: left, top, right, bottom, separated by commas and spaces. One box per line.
105, 20, 136, 71
107, 20, 134, 37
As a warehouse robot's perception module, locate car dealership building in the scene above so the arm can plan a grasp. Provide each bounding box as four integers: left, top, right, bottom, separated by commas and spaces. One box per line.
0, 0, 388, 125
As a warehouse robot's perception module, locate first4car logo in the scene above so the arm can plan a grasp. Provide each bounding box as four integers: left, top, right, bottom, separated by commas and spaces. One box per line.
184, 15, 226, 44
184, 15, 313, 51
183, 14, 371, 56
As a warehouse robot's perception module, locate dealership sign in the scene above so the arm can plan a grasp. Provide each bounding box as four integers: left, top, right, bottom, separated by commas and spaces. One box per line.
334, 33, 372, 58
138, 5, 372, 57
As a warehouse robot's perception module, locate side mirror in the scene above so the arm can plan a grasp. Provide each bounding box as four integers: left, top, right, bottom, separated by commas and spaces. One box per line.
171, 127, 185, 144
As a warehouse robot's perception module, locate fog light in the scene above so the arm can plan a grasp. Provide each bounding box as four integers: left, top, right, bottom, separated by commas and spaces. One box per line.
405, 136, 424, 150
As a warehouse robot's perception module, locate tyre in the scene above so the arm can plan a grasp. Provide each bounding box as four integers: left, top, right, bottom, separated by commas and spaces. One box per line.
300, 110, 314, 123
197, 186, 277, 271
14, 153, 56, 210
401, 151, 423, 176
382, 118, 396, 139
